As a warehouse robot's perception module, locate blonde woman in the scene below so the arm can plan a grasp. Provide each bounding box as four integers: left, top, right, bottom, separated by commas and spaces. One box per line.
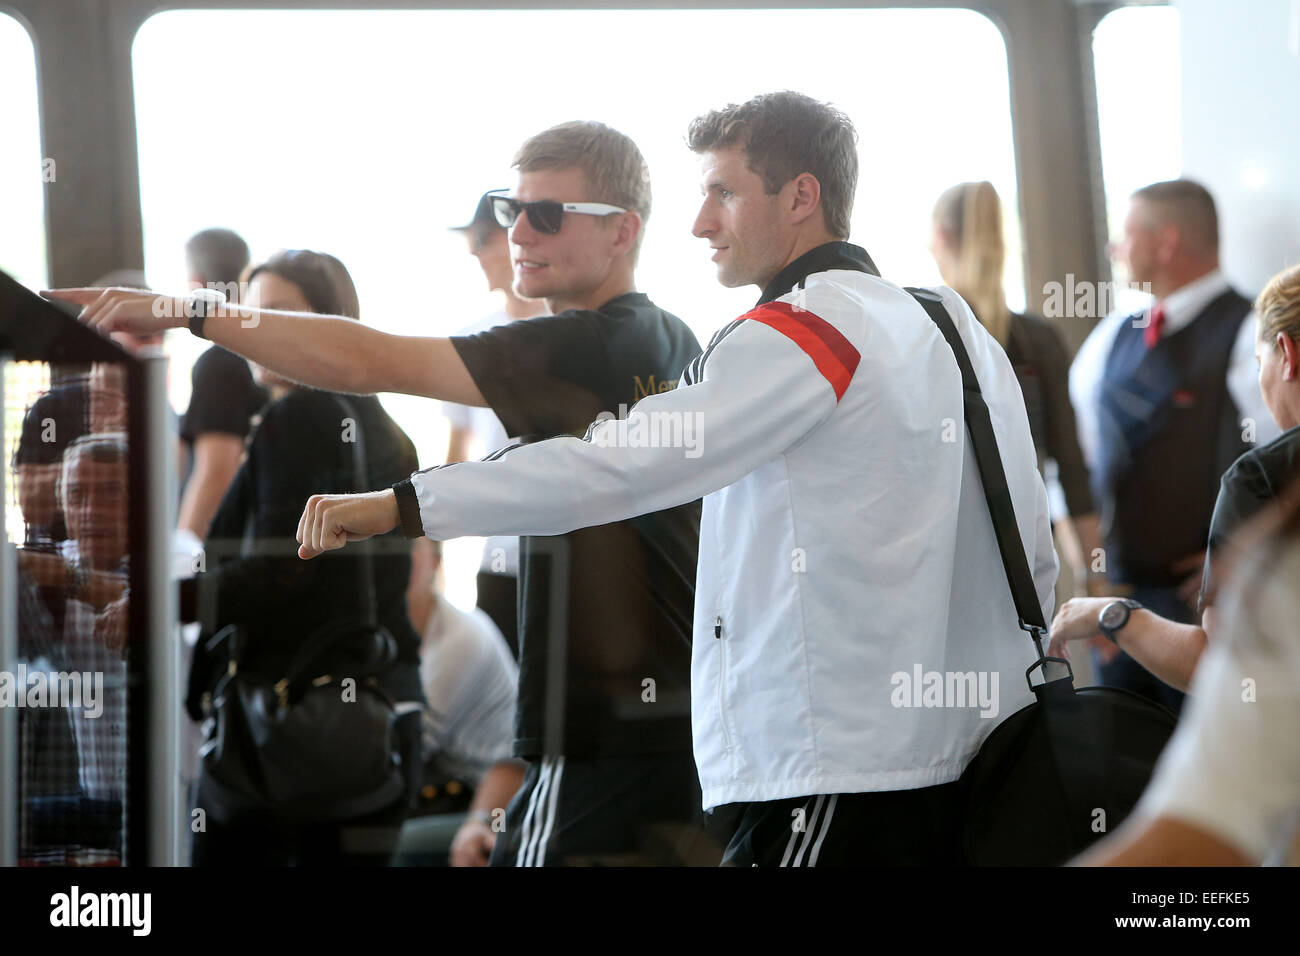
931, 181, 1106, 600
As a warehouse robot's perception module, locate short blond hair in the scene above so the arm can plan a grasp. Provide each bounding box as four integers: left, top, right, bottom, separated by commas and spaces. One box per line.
1257, 263, 1300, 348
513, 121, 651, 260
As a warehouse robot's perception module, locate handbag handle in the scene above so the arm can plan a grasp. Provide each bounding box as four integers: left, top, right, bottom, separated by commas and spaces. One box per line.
905, 288, 1055, 673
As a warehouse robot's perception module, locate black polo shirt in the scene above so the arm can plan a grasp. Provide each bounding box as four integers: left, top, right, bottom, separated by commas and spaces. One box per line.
180, 345, 269, 445
1200, 423, 1300, 611
448, 292, 702, 759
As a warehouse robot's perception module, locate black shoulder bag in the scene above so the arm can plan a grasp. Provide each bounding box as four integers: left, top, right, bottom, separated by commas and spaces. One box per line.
907, 288, 1178, 866
194, 396, 406, 825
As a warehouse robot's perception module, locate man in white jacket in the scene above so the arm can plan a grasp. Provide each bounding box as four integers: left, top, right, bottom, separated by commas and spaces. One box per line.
301, 91, 1058, 865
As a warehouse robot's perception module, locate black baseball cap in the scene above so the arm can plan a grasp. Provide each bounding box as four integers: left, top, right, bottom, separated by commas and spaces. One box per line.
451, 191, 503, 237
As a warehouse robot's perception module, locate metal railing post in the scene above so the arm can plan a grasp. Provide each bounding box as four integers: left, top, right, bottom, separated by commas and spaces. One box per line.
0, 356, 17, 867
144, 354, 177, 866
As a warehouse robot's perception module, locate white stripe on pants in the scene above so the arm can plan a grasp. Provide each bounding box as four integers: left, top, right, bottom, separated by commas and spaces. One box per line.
779, 793, 838, 867
516, 756, 565, 867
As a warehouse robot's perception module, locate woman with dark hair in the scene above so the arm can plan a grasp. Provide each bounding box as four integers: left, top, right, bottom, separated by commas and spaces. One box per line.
930, 181, 1105, 600
184, 250, 424, 866
240, 249, 361, 390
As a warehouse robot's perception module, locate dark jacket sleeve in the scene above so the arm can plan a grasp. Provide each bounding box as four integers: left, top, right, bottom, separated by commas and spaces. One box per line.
1027, 315, 1095, 517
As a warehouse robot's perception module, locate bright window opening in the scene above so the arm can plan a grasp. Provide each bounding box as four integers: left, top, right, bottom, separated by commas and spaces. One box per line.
0, 13, 47, 291
133, 7, 1022, 606
1093, 4, 1181, 297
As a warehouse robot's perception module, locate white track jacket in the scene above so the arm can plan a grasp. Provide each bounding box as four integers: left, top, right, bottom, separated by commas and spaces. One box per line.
393, 242, 1058, 809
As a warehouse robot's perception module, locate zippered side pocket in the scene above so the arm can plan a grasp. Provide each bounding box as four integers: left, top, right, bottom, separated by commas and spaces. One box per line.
715, 615, 732, 753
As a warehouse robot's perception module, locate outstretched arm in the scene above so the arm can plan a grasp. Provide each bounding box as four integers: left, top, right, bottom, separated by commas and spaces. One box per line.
42, 286, 484, 404
297, 311, 857, 557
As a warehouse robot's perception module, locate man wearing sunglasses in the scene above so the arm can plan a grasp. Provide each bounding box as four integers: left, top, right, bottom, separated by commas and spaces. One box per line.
291, 91, 1058, 866
49, 121, 714, 867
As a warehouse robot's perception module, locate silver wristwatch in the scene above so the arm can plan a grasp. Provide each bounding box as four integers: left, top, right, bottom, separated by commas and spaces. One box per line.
1098, 598, 1143, 643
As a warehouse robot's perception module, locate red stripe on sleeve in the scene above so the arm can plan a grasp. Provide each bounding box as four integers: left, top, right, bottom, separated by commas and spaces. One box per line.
742, 301, 860, 401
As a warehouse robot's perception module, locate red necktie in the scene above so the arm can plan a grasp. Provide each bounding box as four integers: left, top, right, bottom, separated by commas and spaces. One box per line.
1144, 302, 1166, 349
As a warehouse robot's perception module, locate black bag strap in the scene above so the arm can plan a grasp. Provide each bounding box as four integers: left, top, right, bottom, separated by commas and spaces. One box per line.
905, 288, 1051, 665
273, 395, 396, 687
331, 394, 379, 630
230, 395, 378, 627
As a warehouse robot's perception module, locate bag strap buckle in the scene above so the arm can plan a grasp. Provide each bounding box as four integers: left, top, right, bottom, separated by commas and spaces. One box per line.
1018, 618, 1048, 658
1026, 655, 1074, 693
1019, 620, 1073, 692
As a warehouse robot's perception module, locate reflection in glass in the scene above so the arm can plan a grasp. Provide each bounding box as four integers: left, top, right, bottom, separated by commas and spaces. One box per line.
7, 361, 130, 865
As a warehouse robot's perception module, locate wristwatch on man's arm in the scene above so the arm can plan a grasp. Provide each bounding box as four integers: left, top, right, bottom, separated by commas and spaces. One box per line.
185, 287, 227, 339
1098, 598, 1143, 643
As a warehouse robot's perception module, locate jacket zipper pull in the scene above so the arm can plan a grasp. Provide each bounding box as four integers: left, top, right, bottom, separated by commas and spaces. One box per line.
714, 616, 722, 639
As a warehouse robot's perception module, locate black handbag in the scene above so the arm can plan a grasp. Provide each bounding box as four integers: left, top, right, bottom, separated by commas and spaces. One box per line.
907, 288, 1178, 866
193, 396, 406, 825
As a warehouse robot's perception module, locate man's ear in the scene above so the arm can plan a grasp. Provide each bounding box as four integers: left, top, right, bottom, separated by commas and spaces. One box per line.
610, 211, 643, 258
1155, 223, 1182, 265
1279, 332, 1300, 381
787, 172, 823, 227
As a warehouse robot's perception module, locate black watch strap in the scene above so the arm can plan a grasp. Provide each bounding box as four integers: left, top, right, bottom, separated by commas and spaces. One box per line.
1099, 598, 1143, 643
186, 290, 224, 339
392, 478, 425, 539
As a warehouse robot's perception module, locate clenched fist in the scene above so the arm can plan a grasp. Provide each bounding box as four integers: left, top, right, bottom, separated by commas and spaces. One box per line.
297, 490, 402, 559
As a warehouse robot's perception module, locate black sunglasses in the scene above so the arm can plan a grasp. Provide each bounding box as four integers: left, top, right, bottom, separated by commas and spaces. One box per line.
487, 189, 628, 235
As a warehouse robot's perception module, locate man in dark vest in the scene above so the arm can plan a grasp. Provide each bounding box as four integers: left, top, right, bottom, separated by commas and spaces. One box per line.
1068, 179, 1276, 711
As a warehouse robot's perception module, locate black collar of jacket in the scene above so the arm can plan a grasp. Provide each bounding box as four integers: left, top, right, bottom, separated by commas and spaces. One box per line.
757, 241, 881, 306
